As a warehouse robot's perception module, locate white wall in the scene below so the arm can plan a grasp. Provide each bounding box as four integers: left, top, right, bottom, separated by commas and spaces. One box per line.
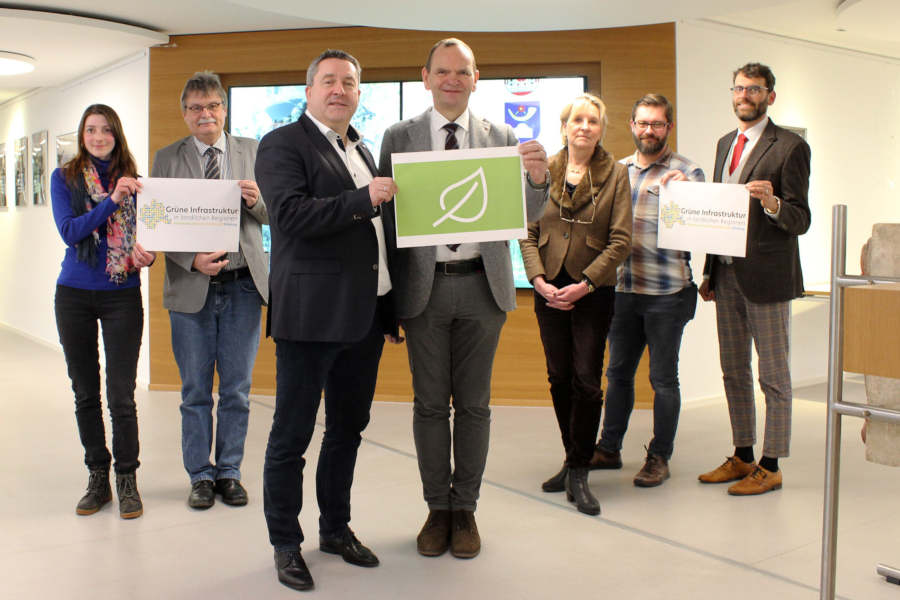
675, 20, 900, 401
0, 51, 151, 383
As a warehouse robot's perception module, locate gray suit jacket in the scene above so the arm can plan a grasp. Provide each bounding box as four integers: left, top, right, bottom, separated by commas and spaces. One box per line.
151, 133, 269, 313
379, 108, 548, 319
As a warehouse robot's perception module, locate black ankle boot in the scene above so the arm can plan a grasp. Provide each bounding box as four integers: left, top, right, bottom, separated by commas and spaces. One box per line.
116, 472, 143, 519
541, 463, 568, 493
76, 467, 111, 515
566, 467, 600, 515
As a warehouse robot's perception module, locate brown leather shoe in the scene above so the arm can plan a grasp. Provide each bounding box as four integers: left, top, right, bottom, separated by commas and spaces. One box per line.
698, 456, 756, 483
589, 446, 623, 470
728, 465, 783, 495
416, 509, 451, 557
450, 510, 480, 559
633, 452, 670, 487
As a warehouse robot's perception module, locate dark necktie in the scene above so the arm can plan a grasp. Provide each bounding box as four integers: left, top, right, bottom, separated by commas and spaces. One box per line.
204, 147, 220, 180
728, 133, 747, 176
443, 123, 461, 251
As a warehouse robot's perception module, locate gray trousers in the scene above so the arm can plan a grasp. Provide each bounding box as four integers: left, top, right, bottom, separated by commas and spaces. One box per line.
715, 264, 793, 458
403, 271, 506, 511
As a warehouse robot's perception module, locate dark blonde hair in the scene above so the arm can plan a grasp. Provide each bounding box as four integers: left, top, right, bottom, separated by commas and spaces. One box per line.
559, 93, 608, 146
63, 104, 137, 184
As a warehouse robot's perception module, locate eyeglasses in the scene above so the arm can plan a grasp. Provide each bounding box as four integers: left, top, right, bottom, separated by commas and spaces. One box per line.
559, 169, 599, 225
185, 101, 223, 114
632, 120, 669, 131
730, 85, 768, 97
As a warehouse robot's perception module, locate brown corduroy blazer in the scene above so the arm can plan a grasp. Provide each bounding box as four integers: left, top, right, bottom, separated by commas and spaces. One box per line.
520, 145, 632, 288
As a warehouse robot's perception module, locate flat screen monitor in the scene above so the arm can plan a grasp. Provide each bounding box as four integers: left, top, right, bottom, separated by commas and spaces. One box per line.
229, 76, 587, 288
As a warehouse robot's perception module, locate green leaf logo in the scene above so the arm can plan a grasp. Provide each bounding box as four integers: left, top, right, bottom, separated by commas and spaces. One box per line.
432, 166, 488, 227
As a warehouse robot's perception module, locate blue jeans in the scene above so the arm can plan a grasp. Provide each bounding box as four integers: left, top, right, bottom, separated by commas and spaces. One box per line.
599, 285, 697, 460
263, 312, 385, 551
169, 276, 262, 483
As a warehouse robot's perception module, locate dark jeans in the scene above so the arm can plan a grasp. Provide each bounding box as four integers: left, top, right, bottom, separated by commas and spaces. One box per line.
54, 284, 143, 474
599, 285, 697, 460
534, 274, 615, 468
263, 310, 385, 552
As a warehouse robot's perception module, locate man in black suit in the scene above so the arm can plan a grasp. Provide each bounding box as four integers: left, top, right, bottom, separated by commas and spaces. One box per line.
693, 62, 811, 495
255, 49, 401, 592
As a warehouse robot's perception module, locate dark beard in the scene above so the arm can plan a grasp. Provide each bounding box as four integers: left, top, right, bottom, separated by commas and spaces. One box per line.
633, 131, 666, 155
734, 100, 767, 122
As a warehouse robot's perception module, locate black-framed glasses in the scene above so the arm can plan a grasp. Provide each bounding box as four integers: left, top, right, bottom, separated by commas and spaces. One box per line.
559, 169, 599, 224
185, 101, 223, 114
632, 120, 668, 131
730, 85, 768, 97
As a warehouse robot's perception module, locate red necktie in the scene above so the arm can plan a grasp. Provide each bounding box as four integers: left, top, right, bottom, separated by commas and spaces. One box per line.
729, 133, 747, 176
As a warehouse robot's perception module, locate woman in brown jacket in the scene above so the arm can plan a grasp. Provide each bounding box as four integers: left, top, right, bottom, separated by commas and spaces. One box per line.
520, 93, 632, 515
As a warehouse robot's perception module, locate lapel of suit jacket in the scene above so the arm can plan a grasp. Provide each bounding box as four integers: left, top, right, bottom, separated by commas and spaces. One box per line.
300, 113, 356, 189
225, 133, 243, 179
177, 136, 203, 179
714, 131, 736, 183
738, 119, 778, 184
466, 110, 491, 149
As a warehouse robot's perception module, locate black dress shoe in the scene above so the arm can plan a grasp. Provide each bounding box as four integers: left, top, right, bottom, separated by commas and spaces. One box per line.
319, 528, 379, 567
188, 480, 215, 509
214, 478, 248, 506
274, 550, 314, 591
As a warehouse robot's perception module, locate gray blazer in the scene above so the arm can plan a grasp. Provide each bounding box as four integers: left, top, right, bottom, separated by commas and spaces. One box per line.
151, 133, 269, 313
379, 109, 548, 319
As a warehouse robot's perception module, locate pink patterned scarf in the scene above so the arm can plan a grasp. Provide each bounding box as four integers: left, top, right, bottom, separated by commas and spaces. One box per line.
82, 163, 136, 284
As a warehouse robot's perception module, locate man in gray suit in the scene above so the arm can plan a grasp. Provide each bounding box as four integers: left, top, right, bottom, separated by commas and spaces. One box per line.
379, 38, 549, 559
151, 71, 268, 510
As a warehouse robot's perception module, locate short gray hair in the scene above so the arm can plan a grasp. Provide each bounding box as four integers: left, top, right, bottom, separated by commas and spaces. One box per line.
306, 49, 361, 86
180, 71, 227, 111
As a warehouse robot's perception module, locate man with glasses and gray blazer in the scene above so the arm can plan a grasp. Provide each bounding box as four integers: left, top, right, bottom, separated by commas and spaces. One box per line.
152, 71, 268, 511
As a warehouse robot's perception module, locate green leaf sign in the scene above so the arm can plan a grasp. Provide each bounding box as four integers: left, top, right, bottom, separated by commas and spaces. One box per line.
391, 147, 527, 248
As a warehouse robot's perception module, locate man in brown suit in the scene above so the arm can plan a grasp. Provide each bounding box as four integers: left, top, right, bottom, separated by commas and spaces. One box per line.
695, 62, 811, 495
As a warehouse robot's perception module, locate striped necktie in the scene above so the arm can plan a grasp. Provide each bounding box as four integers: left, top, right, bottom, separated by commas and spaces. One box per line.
443, 123, 461, 251
204, 147, 220, 180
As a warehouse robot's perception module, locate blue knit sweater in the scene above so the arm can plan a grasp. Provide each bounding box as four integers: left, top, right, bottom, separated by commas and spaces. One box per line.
51, 158, 140, 291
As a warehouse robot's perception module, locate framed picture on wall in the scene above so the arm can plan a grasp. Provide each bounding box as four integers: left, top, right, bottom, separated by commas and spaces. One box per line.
32, 130, 48, 206
56, 131, 77, 168
14, 136, 27, 206
0, 143, 7, 208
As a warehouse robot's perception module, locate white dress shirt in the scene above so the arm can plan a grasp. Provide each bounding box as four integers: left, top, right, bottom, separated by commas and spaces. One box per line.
429, 108, 482, 262
306, 112, 392, 296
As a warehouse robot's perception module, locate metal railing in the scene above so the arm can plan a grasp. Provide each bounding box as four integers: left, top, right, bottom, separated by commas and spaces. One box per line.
820, 204, 900, 598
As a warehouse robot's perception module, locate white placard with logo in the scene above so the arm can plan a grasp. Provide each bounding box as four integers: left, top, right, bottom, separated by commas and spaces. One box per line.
136, 177, 241, 252
657, 181, 750, 257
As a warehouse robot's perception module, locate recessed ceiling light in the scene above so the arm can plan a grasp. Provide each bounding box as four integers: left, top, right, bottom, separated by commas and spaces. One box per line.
0, 51, 35, 75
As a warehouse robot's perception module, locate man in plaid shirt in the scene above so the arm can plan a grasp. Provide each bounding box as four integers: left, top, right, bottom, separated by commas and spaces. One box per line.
590, 93, 703, 487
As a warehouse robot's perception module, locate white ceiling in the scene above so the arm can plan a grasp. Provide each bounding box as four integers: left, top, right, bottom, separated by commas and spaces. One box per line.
0, 0, 897, 105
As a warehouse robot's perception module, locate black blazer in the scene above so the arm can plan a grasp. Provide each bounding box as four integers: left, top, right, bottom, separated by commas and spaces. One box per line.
255, 113, 397, 342
704, 119, 811, 303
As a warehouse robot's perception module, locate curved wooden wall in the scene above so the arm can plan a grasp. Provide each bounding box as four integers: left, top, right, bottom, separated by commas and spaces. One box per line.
148, 24, 676, 406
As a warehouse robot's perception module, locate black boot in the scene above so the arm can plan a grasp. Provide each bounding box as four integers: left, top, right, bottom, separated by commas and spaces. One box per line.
116, 472, 143, 519
541, 463, 568, 493
76, 467, 111, 515
566, 467, 600, 515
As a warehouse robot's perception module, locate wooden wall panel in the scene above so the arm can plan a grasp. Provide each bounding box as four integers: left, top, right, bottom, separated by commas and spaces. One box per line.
148, 24, 675, 407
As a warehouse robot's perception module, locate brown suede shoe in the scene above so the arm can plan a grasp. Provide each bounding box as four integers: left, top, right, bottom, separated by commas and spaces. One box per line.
450, 510, 480, 559
416, 509, 451, 557
633, 452, 670, 487
589, 446, 623, 470
728, 465, 783, 495
698, 456, 756, 483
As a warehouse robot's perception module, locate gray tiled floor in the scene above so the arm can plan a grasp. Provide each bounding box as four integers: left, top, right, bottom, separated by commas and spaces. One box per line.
1, 326, 897, 599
